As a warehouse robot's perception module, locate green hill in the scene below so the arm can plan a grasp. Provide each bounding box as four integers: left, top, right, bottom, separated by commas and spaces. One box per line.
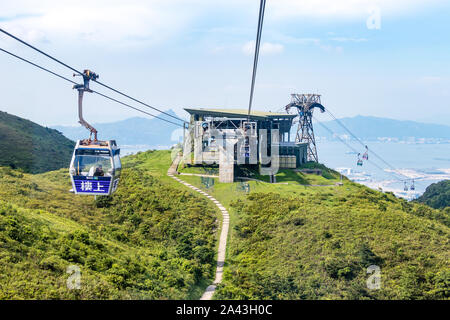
0, 150, 448, 299
214, 191, 449, 299
0, 111, 75, 173
415, 180, 450, 209
177, 161, 449, 300
0, 151, 218, 299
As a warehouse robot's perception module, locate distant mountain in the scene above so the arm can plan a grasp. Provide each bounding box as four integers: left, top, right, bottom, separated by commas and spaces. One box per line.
54, 113, 450, 147
312, 115, 450, 140
0, 110, 75, 173
53, 110, 185, 147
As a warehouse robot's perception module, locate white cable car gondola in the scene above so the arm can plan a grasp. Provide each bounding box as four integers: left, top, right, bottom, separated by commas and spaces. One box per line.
69, 70, 121, 196
70, 140, 121, 195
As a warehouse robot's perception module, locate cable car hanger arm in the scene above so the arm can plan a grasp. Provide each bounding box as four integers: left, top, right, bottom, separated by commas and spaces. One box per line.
77, 90, 97, 141
73, 70, 99, 141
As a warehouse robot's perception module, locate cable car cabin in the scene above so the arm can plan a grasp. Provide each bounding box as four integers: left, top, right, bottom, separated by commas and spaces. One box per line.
362, 146, 369, 160
69, 139, 121, 195
357, 153, 363, 166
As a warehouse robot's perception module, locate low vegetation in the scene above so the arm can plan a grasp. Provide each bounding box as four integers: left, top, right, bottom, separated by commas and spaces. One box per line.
176, 161, 449, 300
0, 149, 448, 300
214, 191, 449, 299
179, 161, 343, 186
0, 151, 218, 299
416, 180, 450, 210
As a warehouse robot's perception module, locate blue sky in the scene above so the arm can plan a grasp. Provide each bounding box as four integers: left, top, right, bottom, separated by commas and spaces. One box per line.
0, 0, 449, 126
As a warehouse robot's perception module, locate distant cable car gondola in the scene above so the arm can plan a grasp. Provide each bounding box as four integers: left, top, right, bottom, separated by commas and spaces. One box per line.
69, 70, 121, 195
404, 181, 409, 191
410, 179, 415, 191
362, 145, 369, 160
357, 153, 363, 166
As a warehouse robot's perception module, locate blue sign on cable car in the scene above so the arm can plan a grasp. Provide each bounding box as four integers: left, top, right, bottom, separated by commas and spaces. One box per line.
73, 176, 112, 195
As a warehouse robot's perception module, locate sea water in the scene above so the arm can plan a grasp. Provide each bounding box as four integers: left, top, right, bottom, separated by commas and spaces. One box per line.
317, 140, 450, 199
121, 141, 450, 199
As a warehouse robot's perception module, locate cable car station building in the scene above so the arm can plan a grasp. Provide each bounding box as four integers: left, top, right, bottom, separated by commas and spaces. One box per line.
183, 108, 308, 183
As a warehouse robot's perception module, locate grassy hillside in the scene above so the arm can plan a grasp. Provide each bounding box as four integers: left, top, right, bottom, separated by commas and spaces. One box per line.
415, 180, 450, 210
215, 191, 449, 299
0, 111, 75, 173
0, 151, 219, 299
0, 149, 448, 300
176, 163, 449, 300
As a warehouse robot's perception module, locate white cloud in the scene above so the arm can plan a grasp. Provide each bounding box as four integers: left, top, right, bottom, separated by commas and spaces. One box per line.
319, 44, 344, 54
272, 33, 321, 46
268, 33, 346, 54
0, 0, 196, 47
0, 0, 446, 48
242, 40, 284, 55
269, 0, 446, 19
420, 76, 443, 84
330, 37, 368, 43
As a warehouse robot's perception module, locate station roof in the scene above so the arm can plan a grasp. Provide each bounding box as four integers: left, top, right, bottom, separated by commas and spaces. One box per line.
184, 108, 296, 121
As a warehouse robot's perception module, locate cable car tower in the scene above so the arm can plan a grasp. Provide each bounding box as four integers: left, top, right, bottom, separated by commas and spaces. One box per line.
285, 93, 325, 162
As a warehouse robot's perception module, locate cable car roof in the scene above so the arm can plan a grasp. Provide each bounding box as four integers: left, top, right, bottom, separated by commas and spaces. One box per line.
77, 139, 117, 149
184, 108, 296, 121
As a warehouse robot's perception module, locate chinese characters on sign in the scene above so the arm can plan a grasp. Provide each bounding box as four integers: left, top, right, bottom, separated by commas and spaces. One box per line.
75, 179, 110, 194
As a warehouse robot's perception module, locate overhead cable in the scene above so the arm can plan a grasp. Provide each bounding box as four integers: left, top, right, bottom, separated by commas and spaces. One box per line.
325, 108, 412, 181
0, 28, 187, 125
247, 0, 266, 120
0, 46, 185, 128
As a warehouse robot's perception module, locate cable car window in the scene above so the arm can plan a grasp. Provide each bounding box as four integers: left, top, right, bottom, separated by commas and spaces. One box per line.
113, 154, 121, 169
74, 155, 112, 177
113, 154, 122, 176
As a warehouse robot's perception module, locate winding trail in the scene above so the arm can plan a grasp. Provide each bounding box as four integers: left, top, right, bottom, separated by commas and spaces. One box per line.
168, 155, 229, 300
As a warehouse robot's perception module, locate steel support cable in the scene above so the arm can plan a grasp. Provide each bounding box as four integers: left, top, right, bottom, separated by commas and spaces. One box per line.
0, 28, 187, 125
92, 79, 187, 124
0, 28, 83, 76
324, 108, 414, 182
325, 109, 400, 171
91, 90, 184, 127
247, 0, 266, 120
312, 115, 406, 183
0, 47, 184, 128
0, 47, 78, 85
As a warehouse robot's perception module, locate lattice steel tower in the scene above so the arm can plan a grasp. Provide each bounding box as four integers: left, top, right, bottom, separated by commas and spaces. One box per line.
285, 93, 325, 162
